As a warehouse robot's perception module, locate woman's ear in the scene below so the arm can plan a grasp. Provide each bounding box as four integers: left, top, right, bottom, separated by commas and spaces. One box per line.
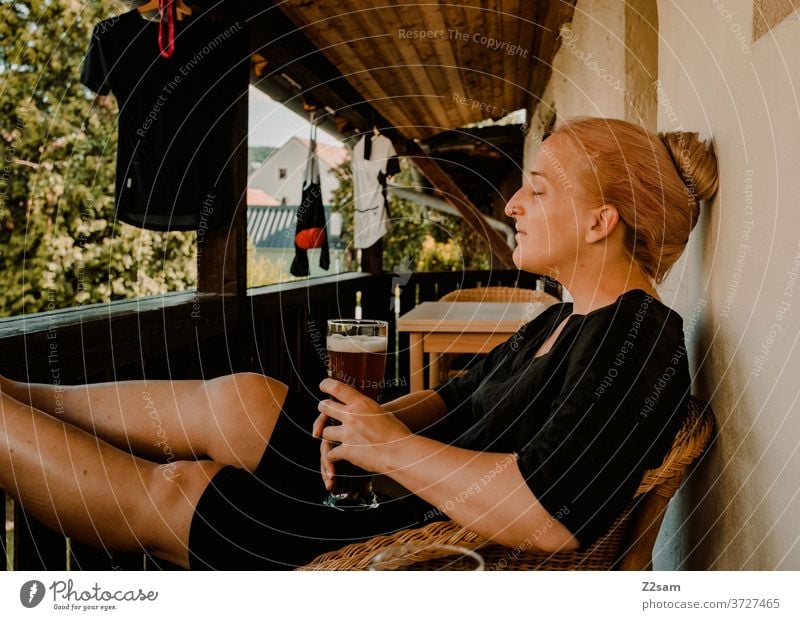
584, 204, 621, 244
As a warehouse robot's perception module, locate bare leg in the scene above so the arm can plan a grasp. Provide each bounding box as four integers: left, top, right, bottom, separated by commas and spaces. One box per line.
0, 373, 288, 473
0, 388, 224, 568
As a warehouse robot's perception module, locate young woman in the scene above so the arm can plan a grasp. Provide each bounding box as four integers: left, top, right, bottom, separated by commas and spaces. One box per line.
0, 118, 717, 569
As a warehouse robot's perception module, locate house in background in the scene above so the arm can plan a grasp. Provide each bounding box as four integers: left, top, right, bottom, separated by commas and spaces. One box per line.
247, 137, 347, 280
246, 188, 279, 207
248, 136, 347, 206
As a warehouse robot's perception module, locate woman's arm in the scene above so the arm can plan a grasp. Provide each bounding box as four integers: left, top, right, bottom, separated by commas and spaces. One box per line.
316, 379, 579, 553
380, 389, 448, 432
381, 434, 579, 552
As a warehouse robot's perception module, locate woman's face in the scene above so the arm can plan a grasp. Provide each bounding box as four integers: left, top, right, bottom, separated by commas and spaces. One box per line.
504, 134, 589, 279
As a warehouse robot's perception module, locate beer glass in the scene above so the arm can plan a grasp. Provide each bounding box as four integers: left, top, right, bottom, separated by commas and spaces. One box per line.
324, 319, 388, 509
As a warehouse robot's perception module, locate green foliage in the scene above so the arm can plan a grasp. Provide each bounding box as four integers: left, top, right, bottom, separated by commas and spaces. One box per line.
246, 238, 297, 288
328, 157, 490, 274
0, 0, 197, 318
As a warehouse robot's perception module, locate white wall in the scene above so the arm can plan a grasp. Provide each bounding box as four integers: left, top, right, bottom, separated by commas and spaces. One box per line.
249, 137, 341, 205
655, 0, 800, 570
523, 0, 628, 174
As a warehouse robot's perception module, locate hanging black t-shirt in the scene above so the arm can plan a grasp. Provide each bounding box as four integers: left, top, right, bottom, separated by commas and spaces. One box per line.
433, 288, 690, 548
80, 10, 249, 231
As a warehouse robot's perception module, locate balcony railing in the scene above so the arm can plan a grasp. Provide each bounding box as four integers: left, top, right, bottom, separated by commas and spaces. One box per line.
1, 269, 551, 570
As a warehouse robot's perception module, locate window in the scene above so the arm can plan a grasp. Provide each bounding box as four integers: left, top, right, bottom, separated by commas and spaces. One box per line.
279, 168, 287, 179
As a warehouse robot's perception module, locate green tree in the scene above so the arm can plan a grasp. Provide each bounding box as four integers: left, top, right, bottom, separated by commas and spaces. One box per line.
0, 0, 196, 318
329, 157, 490, 274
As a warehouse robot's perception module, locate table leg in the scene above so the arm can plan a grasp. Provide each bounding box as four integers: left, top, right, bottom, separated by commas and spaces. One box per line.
409, 333, 424, 393
429, 353, 441, 388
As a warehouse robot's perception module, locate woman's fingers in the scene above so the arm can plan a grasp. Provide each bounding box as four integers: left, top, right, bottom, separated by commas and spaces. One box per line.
317, 398, 350, 423
320, 439, 335, 490
312, 412, 329, 438
320, 423, 343, 444
319, 378, 364, 405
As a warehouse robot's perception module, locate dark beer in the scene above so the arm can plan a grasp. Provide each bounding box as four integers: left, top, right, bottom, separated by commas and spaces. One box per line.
326, 333, 388, 402
325, 330, 387, 507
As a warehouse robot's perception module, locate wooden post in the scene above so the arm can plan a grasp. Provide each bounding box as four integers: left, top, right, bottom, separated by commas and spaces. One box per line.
360, 238, 383, 275
402, 141, 515, 269
195, 79, 249, 372
196, 200, 247, 296
197, 66, 249, 297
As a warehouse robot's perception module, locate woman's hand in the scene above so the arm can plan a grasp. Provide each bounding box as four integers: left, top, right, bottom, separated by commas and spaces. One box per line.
312, 378, 411, 489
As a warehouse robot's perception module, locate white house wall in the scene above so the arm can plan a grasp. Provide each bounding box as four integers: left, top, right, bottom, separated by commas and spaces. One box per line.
248, 137, 342, 205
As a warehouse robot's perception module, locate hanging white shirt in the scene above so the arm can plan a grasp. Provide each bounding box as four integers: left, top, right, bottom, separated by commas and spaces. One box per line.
352, 133, 397, 249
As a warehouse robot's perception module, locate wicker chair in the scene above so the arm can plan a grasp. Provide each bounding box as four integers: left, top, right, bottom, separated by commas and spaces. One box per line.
300, 396, 714, 571
435, 286, 560, 383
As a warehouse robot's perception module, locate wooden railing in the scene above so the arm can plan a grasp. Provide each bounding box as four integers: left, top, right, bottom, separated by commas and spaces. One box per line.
0, 269, 554, 570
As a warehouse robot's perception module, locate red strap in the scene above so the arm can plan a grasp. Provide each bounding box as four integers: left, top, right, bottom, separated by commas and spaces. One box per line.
158, 0, 175, 59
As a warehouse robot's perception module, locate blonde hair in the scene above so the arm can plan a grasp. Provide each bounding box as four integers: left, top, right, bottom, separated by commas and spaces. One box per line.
551, 117, 718, 284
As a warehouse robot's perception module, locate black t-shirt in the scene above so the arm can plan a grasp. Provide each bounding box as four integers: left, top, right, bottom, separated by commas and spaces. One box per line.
80, 10, 249, 231
433, 288, 690, 548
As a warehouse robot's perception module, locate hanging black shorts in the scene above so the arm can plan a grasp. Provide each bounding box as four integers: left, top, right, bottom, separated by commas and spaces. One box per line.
188, 389, 443, 570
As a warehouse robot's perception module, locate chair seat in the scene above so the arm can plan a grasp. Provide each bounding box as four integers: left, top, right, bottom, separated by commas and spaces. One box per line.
301, 499, 638, 571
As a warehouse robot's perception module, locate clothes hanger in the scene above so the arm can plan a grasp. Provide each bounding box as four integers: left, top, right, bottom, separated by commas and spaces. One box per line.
137, 0, 192, 58
137, 0, 192, 22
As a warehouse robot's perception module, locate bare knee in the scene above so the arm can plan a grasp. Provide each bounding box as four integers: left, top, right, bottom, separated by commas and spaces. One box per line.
144, 460, 226, 568
204, 373, 288, 472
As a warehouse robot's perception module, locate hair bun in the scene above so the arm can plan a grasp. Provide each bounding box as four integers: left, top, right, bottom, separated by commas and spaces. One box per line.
658, 131, 719, 203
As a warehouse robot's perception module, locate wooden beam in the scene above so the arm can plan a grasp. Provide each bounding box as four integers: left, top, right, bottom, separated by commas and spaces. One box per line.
402, 140, 515, 269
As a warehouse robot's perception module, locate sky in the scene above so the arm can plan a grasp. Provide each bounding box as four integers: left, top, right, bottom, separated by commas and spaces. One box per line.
248, 86, 343, 148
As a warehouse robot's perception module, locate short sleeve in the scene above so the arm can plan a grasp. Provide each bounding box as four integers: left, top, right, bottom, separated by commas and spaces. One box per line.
516, 304, 689, 548
385, 154, 401, 177
80, 24, 112, 95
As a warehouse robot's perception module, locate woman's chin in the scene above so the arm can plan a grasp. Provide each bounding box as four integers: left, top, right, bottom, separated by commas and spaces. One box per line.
512, 251, 540, 274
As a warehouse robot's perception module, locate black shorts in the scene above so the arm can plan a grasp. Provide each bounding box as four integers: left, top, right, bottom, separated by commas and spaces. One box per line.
188, 389, 442, 570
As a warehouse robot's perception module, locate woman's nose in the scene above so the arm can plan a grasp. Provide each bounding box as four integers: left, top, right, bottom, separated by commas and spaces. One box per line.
505, 193, 523, 217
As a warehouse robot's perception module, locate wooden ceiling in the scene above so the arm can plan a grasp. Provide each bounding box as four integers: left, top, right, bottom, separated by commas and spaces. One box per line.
277, 0, 576, 140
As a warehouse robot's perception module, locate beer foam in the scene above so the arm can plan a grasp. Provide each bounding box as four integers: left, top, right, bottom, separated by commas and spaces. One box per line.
327, 333, 387, 353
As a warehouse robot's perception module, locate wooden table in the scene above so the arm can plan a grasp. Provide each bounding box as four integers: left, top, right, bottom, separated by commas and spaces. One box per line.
396, 301, 553, 392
